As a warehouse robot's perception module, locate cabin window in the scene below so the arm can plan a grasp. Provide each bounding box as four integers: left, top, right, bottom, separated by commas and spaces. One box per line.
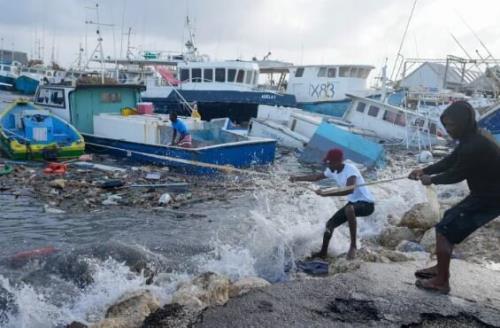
215, 68, 225, 82
47, 72, 53, 77
368, 105, 380, 117
245, 70, 253, 84
429, 123, 437, 135
360, 68, 370, 79
356, 102, 366, 113
36, 88, 65, 108
180, 69, 189, 82
203, 68, 213, 82
101, 92, 122, 103
383, 110, 405, 126
327, 68, 336, 77
413, 117, 425, 127
339, 67, 350, 77
295, 67, 304, 77
395, 113, 406, 126
253, 71, 258, 85
227, 69, 236, 82
383, 110, 397, 123
236, 69, 245, 83
3, 66, 10, 72
191, 68, 202, 82
29, 69, 37, 73
350, 68, 359, 78
317, 67, 327, 77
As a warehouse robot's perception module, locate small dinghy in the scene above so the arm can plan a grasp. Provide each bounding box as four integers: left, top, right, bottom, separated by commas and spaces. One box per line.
0, 100, 85, 160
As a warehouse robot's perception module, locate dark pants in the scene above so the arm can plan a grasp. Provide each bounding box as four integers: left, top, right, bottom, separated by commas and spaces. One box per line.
326, 201, 375, 232
435, 195, 500, 244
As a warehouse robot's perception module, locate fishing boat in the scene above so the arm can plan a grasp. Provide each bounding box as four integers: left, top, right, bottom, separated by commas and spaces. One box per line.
478, 103, 500, 142
0, 100, 85, 160
15, 66, 66, 94
0, 63, 18, 89
342, 94, 446, 148
248, 105, 379, 149
142, 60, 297, 124
284, 65, 377, 117
36, 84, 277, 174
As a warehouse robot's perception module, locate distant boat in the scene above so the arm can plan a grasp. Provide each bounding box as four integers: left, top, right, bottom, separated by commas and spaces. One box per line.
478, 103, 500, 142
142, 60, 297, 124
286, 65, 378, 117
342, 94, 446, 148
0, 63, 18, 89
0, 100, 85, 160
15, 66, 66, 94
36, 84, 277, 174
248, 105, 379, 150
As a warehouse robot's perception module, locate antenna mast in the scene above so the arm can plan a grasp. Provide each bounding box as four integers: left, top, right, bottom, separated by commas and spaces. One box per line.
85, 1, 114, 83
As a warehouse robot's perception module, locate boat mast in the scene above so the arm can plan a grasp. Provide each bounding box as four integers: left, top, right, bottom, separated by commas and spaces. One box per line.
85, 1, 114, 83
390, 0, 418, 83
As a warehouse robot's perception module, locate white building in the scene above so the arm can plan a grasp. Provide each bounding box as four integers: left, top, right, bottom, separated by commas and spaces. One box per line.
399, 62, 481, 92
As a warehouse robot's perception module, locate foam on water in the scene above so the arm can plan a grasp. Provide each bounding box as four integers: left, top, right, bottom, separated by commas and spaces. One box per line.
1, 257, 187, 327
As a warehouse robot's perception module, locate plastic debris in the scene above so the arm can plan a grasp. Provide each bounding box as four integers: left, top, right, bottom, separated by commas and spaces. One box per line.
102, 195, 122, 205
159, 193, 172, 205
417, 150, 433, 163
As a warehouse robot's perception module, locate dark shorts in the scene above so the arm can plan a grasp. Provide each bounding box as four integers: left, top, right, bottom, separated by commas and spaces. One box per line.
326, 201, 375, 232
435, 195, 500, 244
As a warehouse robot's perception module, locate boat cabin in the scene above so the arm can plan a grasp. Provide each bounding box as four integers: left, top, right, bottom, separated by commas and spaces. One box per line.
288, 65, 374, 103
344, 94, 444, 147
148, 61, 260, 91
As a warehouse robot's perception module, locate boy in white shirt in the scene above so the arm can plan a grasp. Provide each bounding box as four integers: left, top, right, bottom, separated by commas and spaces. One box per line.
290, 148, 375, 259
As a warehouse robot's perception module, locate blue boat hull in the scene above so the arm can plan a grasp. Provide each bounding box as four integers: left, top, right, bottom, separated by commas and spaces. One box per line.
478, 107, 500, 142
0, 75, 15, 88
15, 76, 39, 94
83, 134, 276, 174
299, 122, 385, 168
143, 90, 297, 124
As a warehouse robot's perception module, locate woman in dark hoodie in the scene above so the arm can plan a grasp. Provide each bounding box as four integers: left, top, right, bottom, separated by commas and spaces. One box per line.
409, 100, 500, 294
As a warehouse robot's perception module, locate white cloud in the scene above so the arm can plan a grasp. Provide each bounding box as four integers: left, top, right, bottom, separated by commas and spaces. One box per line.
0, 0, 498, 71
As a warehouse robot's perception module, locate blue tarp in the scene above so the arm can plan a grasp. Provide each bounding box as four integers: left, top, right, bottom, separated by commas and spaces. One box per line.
299, 122, 384, 167
295, 259, 329, 275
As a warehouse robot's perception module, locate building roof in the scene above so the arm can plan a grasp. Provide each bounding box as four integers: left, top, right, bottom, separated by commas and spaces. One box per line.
403, 62, 482, 86
0, 49, 28, 66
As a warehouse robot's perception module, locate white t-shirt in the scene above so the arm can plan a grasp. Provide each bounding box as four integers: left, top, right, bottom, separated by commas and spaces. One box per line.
324, 163, 374, 203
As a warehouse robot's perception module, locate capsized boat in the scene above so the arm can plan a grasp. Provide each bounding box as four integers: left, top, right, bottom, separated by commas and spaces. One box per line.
0, 100, 85, 160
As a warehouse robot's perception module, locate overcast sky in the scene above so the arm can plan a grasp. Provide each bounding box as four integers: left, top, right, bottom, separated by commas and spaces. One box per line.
1, 0, 499, 78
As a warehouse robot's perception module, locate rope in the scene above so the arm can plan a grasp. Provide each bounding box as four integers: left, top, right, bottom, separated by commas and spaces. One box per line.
319, 175, 409, 193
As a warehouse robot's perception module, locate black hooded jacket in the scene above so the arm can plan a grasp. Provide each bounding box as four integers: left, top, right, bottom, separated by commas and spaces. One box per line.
422, 101, 500, 201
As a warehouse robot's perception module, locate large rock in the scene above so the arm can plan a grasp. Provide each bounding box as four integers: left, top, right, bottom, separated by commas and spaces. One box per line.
329, 258, 361, 275
91, 291, 160, 328
398, 203, 440, 230
419, 228, 436, 253
142, 303, 199, 328
172, 272, 231, 310
194, 260, 500, 327
228, 277, 271, 298
378, 226, 417, 249
49, 179, 66, 189
396, 240, 426, 253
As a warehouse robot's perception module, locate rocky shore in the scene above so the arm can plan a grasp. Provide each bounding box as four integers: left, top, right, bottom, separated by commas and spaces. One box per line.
65, 212, 499, 327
